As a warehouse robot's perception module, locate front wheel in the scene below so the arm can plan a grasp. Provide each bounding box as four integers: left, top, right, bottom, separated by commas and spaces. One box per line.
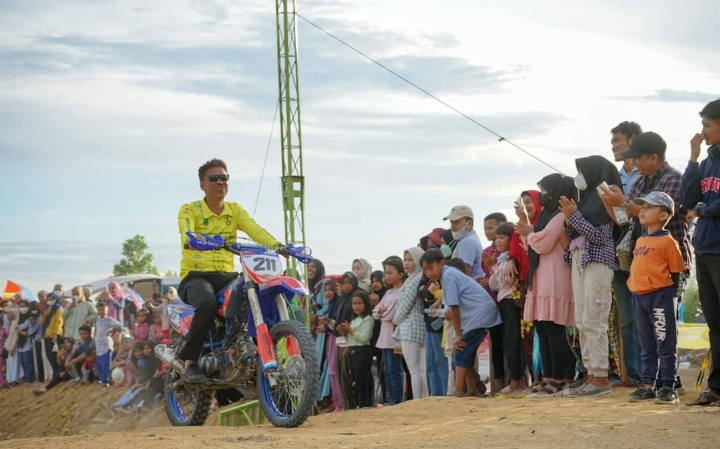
164, 368, 212, 426
258, 320, 319, 427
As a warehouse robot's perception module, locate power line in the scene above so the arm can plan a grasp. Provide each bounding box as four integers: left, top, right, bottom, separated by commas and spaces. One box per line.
296, 13, 562, 174
253, 100, 279, 218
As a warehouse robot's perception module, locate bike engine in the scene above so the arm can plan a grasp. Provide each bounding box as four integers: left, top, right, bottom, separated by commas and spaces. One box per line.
197, 336, 259, 380
198, 352, 223, 375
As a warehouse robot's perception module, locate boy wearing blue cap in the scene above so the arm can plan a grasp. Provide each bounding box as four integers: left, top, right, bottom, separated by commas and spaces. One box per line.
626, 191, 684, 405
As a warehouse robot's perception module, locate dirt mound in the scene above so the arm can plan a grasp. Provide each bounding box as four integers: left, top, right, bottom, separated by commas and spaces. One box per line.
0, 381, 198, 440
2, 388, 719, 449
2, 370, 719, 448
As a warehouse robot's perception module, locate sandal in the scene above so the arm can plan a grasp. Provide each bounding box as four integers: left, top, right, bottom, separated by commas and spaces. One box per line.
686, 390, 720, 406
540, 381, 568, 396
528, 381, 548, 394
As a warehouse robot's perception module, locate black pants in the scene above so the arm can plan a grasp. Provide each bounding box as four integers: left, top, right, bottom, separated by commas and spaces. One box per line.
349, 346, 373, 408
34, 340, 45, 382
536, 321, 572, 380
178, 271, 239, 362
46, 370, 71, 391
44, 337, 58, 377
498, 298, 523, 380
338, 346, 357, 409
490, 323, 505, 380
372, 345, 384, 403
697, 254, 720, 394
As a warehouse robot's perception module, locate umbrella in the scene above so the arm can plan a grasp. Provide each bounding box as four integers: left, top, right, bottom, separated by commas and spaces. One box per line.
123, 287, 145, 310
3, 280, 38, 302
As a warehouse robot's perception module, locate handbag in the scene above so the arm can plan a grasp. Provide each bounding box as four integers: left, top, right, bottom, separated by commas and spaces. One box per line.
616, 217, 641, 272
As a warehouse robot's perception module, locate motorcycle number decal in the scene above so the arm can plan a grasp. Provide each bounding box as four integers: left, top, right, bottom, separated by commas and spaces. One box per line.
252, 257, 278, 273
242, 252, 283, 282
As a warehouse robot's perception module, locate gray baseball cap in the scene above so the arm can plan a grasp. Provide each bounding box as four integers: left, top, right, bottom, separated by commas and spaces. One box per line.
633, 191, 675, 215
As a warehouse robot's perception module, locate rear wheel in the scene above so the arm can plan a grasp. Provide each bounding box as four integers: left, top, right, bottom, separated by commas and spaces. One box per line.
164, 366, 212, 426
258, 320, 319, 427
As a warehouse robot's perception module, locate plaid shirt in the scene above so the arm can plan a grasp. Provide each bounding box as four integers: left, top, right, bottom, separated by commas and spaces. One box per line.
627, 163, 691, 269
564, 211, 617, 269
392, 273, 426, 345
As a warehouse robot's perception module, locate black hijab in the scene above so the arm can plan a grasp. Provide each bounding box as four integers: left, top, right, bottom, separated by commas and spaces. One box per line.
370, 270, 387, 300
527, 174, 577, 290
308, 259, 326, 294
336, 272, 359, 328
575, 156, 621, 227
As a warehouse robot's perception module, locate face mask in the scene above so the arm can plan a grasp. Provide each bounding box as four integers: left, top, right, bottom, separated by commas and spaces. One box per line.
539, 192, 552, 208
440, 244, 452, 258
19, 307, 29, 314
47, 300, 55, 306
451, 221, 469, 241
53, 290, 62, 297
72, 295, 80, 302
574, 173, 588, 191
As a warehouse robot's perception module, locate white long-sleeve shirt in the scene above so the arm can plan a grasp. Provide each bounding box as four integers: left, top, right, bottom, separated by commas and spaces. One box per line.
488, 254, 516, 302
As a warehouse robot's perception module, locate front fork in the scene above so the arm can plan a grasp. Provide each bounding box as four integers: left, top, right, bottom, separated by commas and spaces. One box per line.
245, 276, 278, 371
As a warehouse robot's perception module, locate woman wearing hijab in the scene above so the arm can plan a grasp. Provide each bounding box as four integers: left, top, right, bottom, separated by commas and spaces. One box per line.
369, 270, 387, 402
314, 275, 333, 409
107, 282, 126, 325
517, 174, 577, 396
501, 190, 543, 389
510, 190, 543, 283
307, 259, 326, 335
559, 155, 620, 398
393, 247, 428, 399
4, 295, 22, 385
307, 259, 326, 295
319, 277, 344, 411
334, 272, 360, 409
40, 292, 64, 378
352, 259, 373, 293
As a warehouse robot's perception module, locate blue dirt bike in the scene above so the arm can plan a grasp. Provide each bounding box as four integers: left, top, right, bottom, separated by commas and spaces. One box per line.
156, 232, 319, 428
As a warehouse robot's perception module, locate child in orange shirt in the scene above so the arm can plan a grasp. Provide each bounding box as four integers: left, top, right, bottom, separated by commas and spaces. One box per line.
627, 191, 685, 405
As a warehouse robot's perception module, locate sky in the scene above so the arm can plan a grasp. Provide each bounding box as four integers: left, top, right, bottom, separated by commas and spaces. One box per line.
1, 0, 718, 293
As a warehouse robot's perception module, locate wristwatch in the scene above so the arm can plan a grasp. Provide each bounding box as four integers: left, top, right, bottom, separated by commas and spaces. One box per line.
621, 198, 631, 210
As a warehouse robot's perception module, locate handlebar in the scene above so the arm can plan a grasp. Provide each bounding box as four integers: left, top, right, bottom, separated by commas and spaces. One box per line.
185, 232, 313, 264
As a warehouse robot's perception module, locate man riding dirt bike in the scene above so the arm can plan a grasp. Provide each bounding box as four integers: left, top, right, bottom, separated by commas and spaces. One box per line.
159, 158, 318, 428
176, 158, 288, 383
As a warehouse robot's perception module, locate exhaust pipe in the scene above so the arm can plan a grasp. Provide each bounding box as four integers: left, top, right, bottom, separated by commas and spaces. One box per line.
154, 344, 183, 372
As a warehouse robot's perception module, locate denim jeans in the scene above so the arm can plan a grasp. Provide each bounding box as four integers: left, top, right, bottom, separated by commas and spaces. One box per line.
20, 350, 34, 383
613, 270, 642, 384
382, 348, 404, 405
425, 331, 448, 396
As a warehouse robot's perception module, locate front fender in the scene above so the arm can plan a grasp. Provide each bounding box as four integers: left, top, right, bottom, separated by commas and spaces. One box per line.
259, 276, 308, 297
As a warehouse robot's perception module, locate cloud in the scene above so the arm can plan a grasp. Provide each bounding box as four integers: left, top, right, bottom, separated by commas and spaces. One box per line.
610, 89, 719, 104
0, 240, 179, 292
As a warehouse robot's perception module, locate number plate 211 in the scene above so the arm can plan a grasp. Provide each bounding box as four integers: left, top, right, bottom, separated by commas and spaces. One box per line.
241, 252, 283, 281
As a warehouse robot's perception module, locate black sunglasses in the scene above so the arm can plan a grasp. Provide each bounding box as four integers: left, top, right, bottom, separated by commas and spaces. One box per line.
208, 174, 230, 183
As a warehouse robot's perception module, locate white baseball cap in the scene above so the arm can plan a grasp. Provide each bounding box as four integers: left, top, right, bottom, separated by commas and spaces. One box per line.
443, 205, 474, 221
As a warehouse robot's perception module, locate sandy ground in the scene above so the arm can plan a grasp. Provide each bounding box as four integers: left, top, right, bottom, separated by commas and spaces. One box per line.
1, 370, 718, 449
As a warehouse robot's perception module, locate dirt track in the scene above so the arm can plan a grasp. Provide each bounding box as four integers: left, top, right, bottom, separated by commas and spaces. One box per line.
2, 376, 719, 449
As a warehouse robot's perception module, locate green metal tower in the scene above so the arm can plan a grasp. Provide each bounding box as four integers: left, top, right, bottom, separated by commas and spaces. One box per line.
275, 0, 306, 281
